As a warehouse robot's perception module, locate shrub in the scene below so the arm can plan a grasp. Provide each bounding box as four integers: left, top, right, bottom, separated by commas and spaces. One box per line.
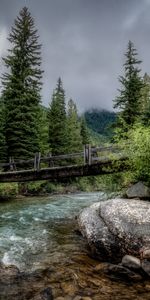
126, 124, 150, 184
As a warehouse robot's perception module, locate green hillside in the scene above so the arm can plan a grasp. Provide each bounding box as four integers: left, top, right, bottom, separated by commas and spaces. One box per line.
84, 109, 116, 138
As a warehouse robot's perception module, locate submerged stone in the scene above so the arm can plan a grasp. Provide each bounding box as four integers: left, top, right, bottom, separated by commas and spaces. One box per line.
104, 264, 143, 282
141, 260, 150, 277
121, 255, 141, 270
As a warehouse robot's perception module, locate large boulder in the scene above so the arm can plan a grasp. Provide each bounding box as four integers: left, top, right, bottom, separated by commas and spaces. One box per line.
126, 182, 150, 199
78, 199, 150, 263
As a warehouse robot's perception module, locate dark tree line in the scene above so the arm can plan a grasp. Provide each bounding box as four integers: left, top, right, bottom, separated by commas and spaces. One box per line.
0, 7, 89, 162
0, 8, 149, 165
48, 77, 89, 156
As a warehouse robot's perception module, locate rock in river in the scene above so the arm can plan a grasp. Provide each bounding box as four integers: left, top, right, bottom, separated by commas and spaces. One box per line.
126, 182, 150, 199
78, 199, 150, 263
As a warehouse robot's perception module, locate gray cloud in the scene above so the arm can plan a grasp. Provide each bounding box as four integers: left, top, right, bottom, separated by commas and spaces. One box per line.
0, 0, 150, 112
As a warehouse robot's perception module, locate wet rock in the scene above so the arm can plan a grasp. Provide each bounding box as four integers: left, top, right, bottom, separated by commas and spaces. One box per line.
141, 260, 150, 276
94, 263, 109, 273
78, 199, 150, 263
73, 297, 92, 300
32, 288, 53, 300
126, 182, 150, 199
73, 296, 82, 300
40, 287, 53, 300
80, 298, 92, 300
121, 255, 141, 270
104, 264, 142, 282
140, 248, 150, 260
0, 262, 20, 278
60, 281, 78, 296
145, 284, 150, 291
78, 202, 120, 262
0, 263, 54, 300
60, 297, 72, 300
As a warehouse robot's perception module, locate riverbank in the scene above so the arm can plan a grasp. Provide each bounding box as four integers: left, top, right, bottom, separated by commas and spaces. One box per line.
0, 192, 150, 299
0, 172, 127, 200
1, 253, 150, 300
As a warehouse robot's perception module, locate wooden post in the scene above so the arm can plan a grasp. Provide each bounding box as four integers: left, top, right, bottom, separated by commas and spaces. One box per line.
84, 144, 91, 165
37, 152, 41, 171
88, 144, 91, 165
86, 144, 89, 164
48, 153, 52, 167
84, 145, 86, 165
9, 157, 13, 171
34, 153, 37, 170
12, 157, 16, 171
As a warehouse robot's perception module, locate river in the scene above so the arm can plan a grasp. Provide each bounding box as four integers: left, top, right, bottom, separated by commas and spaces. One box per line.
0, 192, 150, 299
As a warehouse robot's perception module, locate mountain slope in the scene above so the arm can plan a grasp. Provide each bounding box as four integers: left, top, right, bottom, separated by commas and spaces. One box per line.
84, 109, 116, 138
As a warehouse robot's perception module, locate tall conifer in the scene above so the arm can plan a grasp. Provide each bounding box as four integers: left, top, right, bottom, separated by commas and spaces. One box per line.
48, 78, 68, 155
80, 117, 90, 145
113, 41, 143, 132
140, 73, 150, 126
67, 99, 82, 153
0, 97, 6, 161
2, 7, 43, 159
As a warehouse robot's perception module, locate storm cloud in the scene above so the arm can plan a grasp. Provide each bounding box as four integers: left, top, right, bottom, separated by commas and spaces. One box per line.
0, 0, 150, 111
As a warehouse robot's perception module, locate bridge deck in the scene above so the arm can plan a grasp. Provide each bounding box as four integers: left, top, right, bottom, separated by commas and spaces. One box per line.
0, 157, 128, 183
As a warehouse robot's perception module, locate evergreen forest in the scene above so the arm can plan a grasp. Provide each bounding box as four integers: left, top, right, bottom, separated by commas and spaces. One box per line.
0, 7, 149, 195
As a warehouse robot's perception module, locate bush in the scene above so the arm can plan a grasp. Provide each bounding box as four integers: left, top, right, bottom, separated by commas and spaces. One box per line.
126, 124, 150, 184
0, 183, 18, 198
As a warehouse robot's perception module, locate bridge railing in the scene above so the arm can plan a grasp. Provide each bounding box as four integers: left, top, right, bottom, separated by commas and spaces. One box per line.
0, 144, 124, 172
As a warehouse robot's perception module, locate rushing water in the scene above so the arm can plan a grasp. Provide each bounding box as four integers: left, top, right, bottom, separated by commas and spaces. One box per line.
0, 192, 150, 300
0, 192, 106, 271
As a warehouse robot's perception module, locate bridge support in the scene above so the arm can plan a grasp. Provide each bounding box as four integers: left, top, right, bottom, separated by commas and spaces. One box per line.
84, 144, 92, 165
34, 152, 41, 171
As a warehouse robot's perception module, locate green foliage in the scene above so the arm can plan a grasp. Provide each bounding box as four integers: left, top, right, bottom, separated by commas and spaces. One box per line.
38, 105, 49, 154
84, 109, 116, 138
0, 183, 18, 198
80, 117, 90, 145
67, 99, 82, 153
113, 41, 143, 133
2, 7, 43, 159
48, 78, 68, 155
0, 97, 6, 161
18, 181, 46, 195
126, 124, 150, 184
88, 128, 108, 145
140, 73, 150, 126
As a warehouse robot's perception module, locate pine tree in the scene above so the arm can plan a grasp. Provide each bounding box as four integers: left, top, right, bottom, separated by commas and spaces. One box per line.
140, 73, 150, 126
48, 78, 68, 155
80, 117, 90, 145
2, 7, 43, 159
0, 97, 6, 161
113, 41, 143, 132
67, 99, 82, 153
38, 105, 49, 154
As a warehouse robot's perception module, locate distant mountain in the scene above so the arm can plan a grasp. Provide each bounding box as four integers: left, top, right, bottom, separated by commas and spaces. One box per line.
84, 109, 117, 138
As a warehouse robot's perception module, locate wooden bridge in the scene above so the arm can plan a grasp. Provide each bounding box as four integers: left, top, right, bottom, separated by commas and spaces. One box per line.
0, 145, 128, 183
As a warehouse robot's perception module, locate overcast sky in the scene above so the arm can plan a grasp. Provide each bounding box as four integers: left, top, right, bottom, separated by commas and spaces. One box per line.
0, 0, 150, 112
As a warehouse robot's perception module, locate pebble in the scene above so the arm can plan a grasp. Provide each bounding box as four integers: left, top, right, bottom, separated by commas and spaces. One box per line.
145, 284, 150, 291
60, 282, 77, 296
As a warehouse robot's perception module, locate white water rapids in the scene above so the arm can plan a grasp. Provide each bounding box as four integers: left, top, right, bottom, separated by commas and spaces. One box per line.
0, 192, 107, 271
